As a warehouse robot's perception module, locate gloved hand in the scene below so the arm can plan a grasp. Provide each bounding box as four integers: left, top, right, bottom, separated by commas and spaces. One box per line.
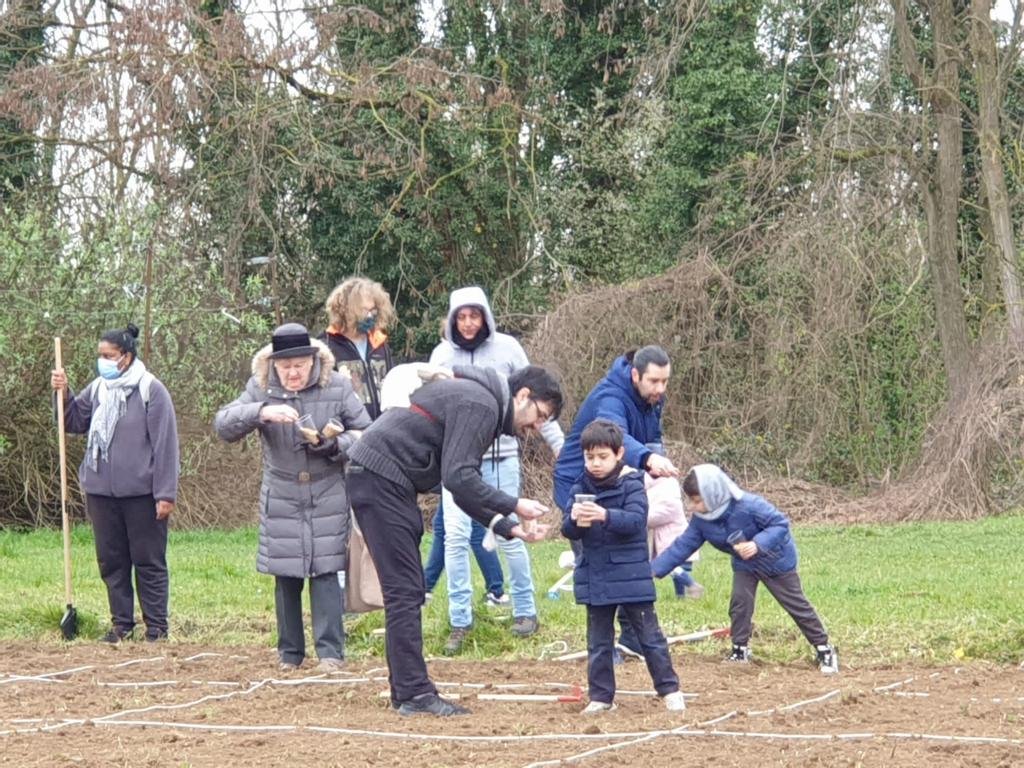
305, 436, 340, 458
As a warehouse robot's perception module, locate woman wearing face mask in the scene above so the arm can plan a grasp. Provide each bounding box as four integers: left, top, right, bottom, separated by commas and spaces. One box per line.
50, 323, 180, 644
319, 277, 396, 421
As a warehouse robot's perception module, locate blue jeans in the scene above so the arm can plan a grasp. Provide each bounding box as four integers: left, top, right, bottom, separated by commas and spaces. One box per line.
443, 455, 536, 627
423, 498, 504, 596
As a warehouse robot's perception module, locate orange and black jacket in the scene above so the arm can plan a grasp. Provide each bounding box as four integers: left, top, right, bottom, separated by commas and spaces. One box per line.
318, 327, 394, 420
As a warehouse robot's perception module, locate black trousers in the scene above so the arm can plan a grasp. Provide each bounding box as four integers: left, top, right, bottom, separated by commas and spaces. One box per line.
347, 465, 435, 704
274, 573, 344, 664
730, 570, 828, 647
587, 602, 678, 704
87, 494, 168, 635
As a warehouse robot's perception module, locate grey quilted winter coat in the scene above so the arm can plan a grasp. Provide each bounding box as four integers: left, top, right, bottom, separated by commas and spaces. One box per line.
214, 340, 372, 578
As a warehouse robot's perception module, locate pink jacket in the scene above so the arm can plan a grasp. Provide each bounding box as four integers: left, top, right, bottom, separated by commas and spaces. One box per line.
645, 474, 699, 562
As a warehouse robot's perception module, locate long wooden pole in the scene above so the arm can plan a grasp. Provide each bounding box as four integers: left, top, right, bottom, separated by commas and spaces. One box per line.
54, 337, 73, 608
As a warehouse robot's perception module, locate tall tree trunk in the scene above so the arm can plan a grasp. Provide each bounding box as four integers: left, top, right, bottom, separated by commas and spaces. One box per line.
969, 0, 1024, 350
928, 1, 973, 399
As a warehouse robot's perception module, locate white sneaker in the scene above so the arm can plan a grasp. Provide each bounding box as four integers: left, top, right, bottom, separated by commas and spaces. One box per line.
581, 700, 617, 714
485, 591, 510, 608
663, 691, 687, 711
816, 644, 839, 675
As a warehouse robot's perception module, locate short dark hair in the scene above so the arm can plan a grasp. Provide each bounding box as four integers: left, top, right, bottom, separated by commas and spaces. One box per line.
581, 418, 624, 452
682, 469, 700, 497
508, 365, 564, 420
100, 323, 140, 356
632, 345, 670, 376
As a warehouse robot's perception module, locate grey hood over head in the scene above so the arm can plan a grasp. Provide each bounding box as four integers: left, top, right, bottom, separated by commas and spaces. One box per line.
692, 464, 745, 521
429, 286, 564, 457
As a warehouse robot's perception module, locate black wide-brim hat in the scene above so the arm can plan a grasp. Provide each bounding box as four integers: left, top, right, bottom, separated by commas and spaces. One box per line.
269, 322, 318, 359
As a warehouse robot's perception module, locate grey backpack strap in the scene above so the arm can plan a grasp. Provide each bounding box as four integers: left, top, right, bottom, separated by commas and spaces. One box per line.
138, 372, 154, 409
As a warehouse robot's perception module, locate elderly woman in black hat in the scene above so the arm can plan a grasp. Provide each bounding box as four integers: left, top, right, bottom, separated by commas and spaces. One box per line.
215, 323, 372, 671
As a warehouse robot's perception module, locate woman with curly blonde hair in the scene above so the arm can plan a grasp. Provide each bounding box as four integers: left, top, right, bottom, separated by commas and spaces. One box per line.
319, 277, 397, 420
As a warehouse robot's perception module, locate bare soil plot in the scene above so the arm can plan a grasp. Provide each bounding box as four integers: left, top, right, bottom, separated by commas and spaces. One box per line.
2, 642, 1021, 767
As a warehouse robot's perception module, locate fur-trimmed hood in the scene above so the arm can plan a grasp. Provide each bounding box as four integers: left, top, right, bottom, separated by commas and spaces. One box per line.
251, 338, 336, 391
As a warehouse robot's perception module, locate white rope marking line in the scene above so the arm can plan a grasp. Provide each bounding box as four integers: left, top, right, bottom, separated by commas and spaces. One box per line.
873, 677, 914, 692
523, 690, 841, 768
746, 689, 841, 717
0, 665, 95, 685
8, 712, 1024, 749
84, 678, 278, 727
697, 711, 738, 727
98, 720, 298, 733
111, 659, 162, 671
97, 680, 180, 688
522, 732, 664, 768
181, 652, 249, 662
87, 722, 1022, 750
538, 641, 569, 660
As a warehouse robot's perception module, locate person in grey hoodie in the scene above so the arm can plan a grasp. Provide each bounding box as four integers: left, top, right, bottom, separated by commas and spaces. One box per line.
214, 323, 371, 672
51, 324, 179, 644
428, 286, 565, 654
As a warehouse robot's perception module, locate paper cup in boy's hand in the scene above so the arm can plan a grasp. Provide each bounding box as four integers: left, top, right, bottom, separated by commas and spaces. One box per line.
296, 414, 320, 444
575, 494, 596, 527
726, 530, 747, 550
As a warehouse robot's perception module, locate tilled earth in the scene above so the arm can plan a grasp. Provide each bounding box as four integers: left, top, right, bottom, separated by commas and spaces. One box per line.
1, 642, 1021, 767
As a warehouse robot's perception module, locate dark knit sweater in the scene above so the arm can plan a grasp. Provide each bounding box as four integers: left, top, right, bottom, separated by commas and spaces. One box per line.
348, 366, 519, 538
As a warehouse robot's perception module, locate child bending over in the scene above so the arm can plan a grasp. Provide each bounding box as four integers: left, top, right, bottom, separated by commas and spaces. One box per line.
562, 419, 686, 713
653, 463, 838, 674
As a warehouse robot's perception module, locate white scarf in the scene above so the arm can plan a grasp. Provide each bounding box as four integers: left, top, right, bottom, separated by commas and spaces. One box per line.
86, 358, 148, 472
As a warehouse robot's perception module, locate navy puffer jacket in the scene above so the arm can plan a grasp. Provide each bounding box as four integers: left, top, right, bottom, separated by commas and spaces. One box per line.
561, 469, 657, 606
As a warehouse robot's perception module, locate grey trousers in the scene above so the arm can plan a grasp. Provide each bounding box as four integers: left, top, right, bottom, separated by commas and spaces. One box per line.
274, 573, 345, 665
729, 570, 828, 647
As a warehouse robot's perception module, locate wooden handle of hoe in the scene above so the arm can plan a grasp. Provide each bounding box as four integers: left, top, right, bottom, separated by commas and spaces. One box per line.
54, 337, 73, 606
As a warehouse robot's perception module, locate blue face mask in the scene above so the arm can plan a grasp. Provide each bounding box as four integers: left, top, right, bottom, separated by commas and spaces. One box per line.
97, 356, 124, 380
356, 315, 377, 334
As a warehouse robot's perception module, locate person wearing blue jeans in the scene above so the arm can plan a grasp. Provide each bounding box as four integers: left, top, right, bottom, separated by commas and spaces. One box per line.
430, 287, 565, 654
442, 455, 533, 652
423, 498, 506, 601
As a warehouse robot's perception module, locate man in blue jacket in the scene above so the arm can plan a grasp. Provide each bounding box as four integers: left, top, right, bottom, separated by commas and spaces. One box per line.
553, 345, 678, 516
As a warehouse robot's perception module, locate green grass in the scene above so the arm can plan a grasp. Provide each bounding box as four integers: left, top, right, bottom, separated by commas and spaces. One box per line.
1, 514, 1021, 665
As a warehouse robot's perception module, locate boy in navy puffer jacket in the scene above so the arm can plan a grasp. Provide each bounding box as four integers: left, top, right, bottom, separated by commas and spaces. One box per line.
562, 419, 686, 714
652, 464, 838, 674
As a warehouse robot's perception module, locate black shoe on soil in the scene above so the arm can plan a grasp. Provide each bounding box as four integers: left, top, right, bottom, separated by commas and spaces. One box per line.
145, 628, 168, 643
100, 626, 134, 644
397, 693, 470, 717
725, 644, 751, 663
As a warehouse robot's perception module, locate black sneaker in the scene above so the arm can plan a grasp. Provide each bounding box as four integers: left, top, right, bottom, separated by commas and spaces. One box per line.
443, 625, 471, 656
397, 693, 470, 717
725, 644, 751, 663
100, 626, 134, 644
144, 628, 168, 643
